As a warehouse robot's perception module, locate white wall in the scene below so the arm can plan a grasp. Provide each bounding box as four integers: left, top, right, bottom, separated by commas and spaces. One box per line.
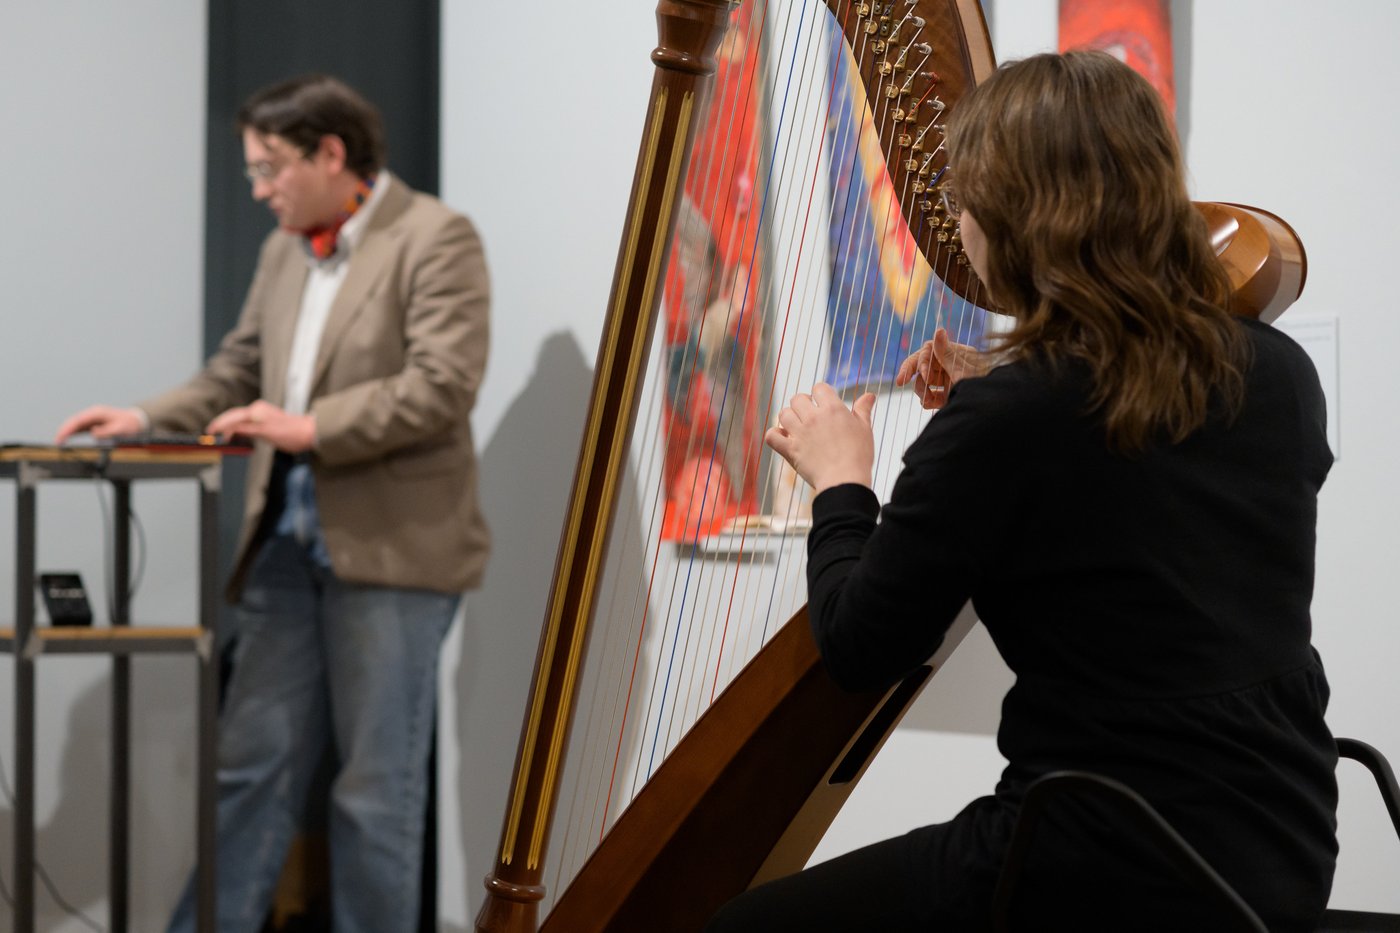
441, 0, 1400, 924
0, 2, 208, 931
1182, 2, 1400, 910
436, 5, 658, 928
3, 1, 1394, 929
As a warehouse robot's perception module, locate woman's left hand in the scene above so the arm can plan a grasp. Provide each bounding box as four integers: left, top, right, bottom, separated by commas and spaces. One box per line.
894, 327, 988, 410
764, 383, 876, 494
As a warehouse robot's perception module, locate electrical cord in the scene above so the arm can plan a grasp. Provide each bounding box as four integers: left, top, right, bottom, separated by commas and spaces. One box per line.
0, 835, 10, 910
0, 750, 107, 931
0, 454, 138, 930
90, 475, 148, 623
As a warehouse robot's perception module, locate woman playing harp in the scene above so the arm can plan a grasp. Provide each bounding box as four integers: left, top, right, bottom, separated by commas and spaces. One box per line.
719, 50, 1338, 931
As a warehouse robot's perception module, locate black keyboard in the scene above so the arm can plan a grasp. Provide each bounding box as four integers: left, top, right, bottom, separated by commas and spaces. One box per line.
105, 432, 251, 450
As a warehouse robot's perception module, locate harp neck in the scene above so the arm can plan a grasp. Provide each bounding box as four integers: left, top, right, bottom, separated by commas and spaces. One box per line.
1198, 200, 1308, 322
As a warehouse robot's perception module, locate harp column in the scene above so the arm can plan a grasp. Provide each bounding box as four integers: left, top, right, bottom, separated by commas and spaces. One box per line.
474, 3, 735, 931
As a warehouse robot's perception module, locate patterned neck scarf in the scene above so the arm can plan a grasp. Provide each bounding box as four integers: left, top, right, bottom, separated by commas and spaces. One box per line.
303, 174, 376, 261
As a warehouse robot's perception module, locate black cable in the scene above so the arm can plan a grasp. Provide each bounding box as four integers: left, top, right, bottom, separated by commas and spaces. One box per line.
0, 751, 107, 931
91, 477, 149, 623
2, 456, 138, 929
10, 459, 119, 930
0, 840, 12, 909
128, 504, 148, 600
93, 479, 117, 623
34, 861, 105, 932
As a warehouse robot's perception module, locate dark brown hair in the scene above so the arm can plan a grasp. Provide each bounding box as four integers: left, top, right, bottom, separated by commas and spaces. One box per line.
237, 74, 386, 178
948, 51, 1246, 452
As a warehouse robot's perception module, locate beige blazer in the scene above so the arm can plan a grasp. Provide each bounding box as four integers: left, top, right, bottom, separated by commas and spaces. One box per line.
141, 178, 490, 600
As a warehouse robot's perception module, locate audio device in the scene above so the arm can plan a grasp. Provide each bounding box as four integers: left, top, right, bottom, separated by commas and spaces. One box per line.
38, 572, 94, 626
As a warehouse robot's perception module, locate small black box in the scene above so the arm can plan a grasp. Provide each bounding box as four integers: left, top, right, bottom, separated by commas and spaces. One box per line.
38, 572, 94, 626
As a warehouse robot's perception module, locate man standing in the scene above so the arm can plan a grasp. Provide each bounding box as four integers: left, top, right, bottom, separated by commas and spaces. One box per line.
56, 74, 489, 933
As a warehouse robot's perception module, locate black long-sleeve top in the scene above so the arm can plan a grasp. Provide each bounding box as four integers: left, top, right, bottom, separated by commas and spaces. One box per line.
806, 318, 1338, 929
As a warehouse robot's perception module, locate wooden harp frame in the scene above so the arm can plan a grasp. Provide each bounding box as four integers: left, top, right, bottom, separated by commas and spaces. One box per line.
475, 3, 1307, 931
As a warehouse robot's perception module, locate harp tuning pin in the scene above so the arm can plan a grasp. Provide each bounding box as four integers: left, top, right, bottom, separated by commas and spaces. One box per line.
920, 199, 935, 213
928, 97, 947, 112
913, 43, 932, 56
898, 133, 912, 148
866, 21, 880, 35
892, 107, 906, 122
872, 39, 888, 54
903, 158, 920, 172
912, 180, 927, 194
911, 16, 926, 27
879, 62, 896, 76
858, 2, 871, 14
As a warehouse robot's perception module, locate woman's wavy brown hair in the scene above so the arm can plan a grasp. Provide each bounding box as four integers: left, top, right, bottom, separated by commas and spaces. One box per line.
947, 50, 1247, 453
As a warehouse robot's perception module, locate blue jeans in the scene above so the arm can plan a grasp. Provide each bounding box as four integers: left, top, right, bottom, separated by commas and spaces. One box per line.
169, 464, 459, 933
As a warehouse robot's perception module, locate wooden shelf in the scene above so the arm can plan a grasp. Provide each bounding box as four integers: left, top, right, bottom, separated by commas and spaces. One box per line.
0, 446, 223, 465
0, 625, 210, 657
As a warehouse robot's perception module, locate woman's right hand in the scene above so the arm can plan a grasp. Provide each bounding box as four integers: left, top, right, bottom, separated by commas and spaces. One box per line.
764, 383, 876, 494
894, 327, 988, 410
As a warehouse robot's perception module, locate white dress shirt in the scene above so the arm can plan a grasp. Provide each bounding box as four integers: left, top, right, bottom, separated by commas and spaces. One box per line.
282, 171, 394, 417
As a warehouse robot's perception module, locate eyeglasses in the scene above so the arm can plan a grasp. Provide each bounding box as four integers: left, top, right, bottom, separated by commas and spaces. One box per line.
243, 147, 310, 184
940, 178, 961, 219
243, 159, 288, 183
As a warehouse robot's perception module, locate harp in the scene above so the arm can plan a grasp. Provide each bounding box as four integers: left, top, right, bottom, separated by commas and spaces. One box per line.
475, 3, 1306, 931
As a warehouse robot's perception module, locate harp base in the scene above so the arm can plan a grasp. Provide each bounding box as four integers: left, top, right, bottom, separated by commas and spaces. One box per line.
474, 874, 545, 933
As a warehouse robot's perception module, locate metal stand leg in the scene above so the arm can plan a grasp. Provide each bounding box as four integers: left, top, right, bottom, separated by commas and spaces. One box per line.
196, 466, 220, 933
14, 471, 36, 932
111, 480, 131, 933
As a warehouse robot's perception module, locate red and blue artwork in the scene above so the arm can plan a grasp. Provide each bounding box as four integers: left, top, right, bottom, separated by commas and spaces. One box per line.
658, 9, 766, 541
1059, 0, 1176, 115
824, 26, 986, 391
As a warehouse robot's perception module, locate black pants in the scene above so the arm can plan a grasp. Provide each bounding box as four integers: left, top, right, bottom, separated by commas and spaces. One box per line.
705, 825, 968, 932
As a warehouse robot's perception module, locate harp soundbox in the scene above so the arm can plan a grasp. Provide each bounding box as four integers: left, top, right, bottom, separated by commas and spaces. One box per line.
475, 3, 1306, 931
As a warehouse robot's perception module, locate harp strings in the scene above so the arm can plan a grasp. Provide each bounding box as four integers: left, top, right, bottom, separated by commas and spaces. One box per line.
546, 0, 988, 904
615, 0, 782, 804
549, 5, 784, 895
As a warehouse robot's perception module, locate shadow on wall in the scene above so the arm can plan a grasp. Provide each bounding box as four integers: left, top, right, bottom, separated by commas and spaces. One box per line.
0, 672, 108, 929
450, 330, 598, 921
0, 656, 196, 931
